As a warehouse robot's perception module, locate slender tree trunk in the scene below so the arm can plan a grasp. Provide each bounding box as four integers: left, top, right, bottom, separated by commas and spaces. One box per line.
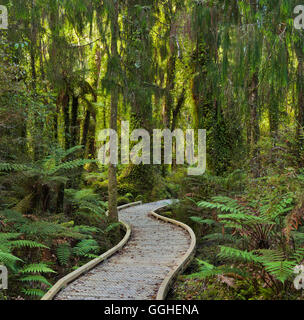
87, 112, 97, 159
296, 49, 304, 157
171, 87, 185, 170
39, 39, 45, 82
62, 91, 70, 150
163, 54, 176, 127
249, 72, 260, 178
171, 88, 186, 132
71, 95, 79, 147
30, 0, 37, 93
82, 110, 90, 149
108, 2, 119, 222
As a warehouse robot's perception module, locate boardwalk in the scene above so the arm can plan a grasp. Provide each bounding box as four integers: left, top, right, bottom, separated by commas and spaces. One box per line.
54, 200, 191, 300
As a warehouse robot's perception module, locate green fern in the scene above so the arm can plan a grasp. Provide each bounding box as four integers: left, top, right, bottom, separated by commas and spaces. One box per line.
291, 247, 304, 264
49, 159, 96, 175
65, 188, 107, 218
21, 288, 46, 297
20, 263, 56, 274
190, 217, 217, 225
11, 240, 49, 249
73, 225, 101, 235
218, 246, 261, 263
0, 251, 22, 266
17, 221, 65, 237
20, 275, 52, 287
56, 244, 72, 266
105, 222, 121, 233
0, 162, 30, 172
187, 259, 248, 280
203, 233, 239, 243
72, 239, 100, 258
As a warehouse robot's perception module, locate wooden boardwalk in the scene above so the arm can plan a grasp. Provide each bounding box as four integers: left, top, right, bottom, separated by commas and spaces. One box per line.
54, 200, 192, 300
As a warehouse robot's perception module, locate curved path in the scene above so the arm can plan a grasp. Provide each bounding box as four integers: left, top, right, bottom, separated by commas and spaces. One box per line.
55, 200, 191, 300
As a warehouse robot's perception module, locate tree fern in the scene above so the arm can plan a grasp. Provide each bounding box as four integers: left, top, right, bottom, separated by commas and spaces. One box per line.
0, 163, 30, 172
49, 159, 96, 175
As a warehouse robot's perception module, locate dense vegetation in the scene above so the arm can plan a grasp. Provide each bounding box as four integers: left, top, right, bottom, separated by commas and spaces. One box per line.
1, 0, 304, 300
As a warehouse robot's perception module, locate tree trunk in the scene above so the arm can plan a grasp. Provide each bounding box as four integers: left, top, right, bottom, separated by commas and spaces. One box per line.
62, 91, 70, 150
71, 95, 79, 148
82, 110, 90, 150
249, 73, 260, 178
163, 54, 176, 127
108, 2, 119, 222
296, 49, 304, 157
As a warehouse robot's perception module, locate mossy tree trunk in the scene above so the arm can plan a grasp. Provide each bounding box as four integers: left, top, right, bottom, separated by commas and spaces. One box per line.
108, 1, 119, 222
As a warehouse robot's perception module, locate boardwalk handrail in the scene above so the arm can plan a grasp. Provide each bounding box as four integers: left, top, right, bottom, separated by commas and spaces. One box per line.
41, 201, 142, 300
149, 209, 196, 300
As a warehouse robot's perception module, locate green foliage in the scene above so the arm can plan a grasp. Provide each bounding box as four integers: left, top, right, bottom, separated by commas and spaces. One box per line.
10, 240, 49, 249
21, 288, 47, 298
20, 275, 52, 287
20, 263, 56, 274
188, 190, 304, 298
65, 188, 107, 219
56, 244, 72, 266
72, 239, 100, 259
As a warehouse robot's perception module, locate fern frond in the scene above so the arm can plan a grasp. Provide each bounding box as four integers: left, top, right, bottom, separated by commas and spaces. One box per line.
105, 222, 121, 233
50, 159, 95, 175
56, 244, 71, 266
17, 221, 65, 237
72, 239, 100, 257
21, 288, 46, 297
11, 240, 49, 249
0, 232, 22, 240
203, 233, 239, 243
292, 247, 304, 264
197, 201, 243, 215
0, 250, 23, 265
190, 216, 217, 225
0, 210, 27, 223
218, 213, 272, 225
20, 263, 56, 274
218, 246, 261, 263
0, 162, 31, 172
20, 275, 52, 287
262, 260, 295, 283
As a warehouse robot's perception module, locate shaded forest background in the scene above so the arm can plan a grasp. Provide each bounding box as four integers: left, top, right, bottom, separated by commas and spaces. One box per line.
1, 0, 304, 300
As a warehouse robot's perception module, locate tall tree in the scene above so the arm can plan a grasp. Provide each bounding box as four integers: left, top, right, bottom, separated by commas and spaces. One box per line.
107, 0, 120, 222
